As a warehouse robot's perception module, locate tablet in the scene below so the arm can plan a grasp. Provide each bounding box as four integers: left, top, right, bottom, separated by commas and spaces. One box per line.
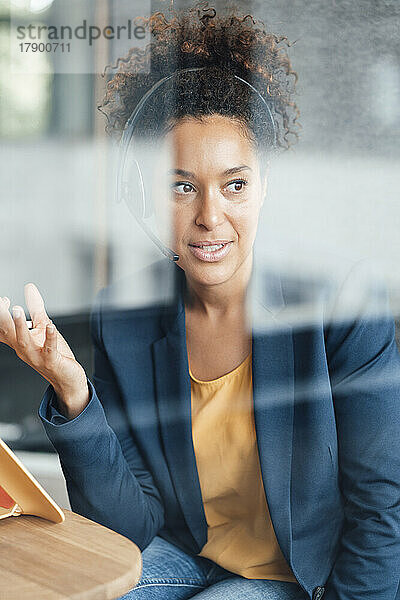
0, 437, 64, 523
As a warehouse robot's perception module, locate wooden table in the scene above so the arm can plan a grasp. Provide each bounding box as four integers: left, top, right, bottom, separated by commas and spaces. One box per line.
0, 509, 142, 600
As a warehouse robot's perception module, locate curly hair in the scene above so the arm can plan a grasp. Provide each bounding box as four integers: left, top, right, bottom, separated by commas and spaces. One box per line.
98, 1, 300, 155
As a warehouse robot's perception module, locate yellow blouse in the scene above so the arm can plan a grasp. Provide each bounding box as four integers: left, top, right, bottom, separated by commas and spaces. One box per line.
189, 352, 296, 582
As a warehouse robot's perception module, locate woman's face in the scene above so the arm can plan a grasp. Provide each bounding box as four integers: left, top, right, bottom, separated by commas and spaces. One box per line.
154, 114, 267, 287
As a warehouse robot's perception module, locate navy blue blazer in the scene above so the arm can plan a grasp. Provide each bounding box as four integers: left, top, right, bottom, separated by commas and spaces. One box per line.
39, 257, 400, 600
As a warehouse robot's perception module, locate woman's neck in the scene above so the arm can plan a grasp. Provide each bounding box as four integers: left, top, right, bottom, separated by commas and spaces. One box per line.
183, 252, 253, 319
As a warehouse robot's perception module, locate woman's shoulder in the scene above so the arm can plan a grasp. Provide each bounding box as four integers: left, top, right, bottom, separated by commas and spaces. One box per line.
254, 256, 389, 331
90, 257, 180, 333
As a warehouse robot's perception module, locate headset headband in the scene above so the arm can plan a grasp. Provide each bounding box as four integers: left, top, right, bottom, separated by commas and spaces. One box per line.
119, 65, 276, 158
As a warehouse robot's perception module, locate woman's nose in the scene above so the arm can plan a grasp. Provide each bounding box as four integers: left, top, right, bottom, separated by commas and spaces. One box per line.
195, 189, 225, 230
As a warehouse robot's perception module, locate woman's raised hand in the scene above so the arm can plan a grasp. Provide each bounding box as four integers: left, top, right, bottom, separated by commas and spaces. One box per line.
0, 283, 90, 419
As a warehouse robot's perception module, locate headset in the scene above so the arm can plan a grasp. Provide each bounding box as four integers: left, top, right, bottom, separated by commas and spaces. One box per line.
116, 66, 277, 262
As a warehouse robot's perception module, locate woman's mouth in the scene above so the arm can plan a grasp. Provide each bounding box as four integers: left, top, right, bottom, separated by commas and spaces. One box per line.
188, 241, 233, 262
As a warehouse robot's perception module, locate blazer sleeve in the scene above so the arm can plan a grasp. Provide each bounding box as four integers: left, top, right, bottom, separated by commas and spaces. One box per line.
323, 260, 400, 600
38, 288, 165, 551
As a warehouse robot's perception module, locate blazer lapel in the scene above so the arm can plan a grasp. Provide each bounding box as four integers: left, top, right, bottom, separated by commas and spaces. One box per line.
152, 268, 208, 551
249, 260, 295, 565
252, 327, 294, 566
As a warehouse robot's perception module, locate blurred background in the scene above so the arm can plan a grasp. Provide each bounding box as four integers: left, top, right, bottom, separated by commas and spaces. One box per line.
1, 0, 399, 509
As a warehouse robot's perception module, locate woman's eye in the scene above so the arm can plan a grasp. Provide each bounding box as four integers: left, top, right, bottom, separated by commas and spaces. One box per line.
225, 179, 248, 193
170, 179, 248, 195
171, 182, 195, 194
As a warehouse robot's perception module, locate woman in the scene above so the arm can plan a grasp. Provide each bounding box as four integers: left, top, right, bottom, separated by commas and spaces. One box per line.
1, 5, 399, 600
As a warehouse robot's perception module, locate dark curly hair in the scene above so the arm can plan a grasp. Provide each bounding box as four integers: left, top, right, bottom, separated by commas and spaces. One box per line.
98, 2, 300, 160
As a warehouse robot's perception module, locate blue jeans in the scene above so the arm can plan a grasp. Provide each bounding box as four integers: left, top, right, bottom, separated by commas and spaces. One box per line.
117, 535, 308, 599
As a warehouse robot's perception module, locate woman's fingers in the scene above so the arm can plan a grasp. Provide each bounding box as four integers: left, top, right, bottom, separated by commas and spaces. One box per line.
12, 305, 31, 352
0, 292, 84, 396
11, 303, 60, 371
0, 297, 16, 347
42, 323, 58, 365
24, 283, 51, 328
